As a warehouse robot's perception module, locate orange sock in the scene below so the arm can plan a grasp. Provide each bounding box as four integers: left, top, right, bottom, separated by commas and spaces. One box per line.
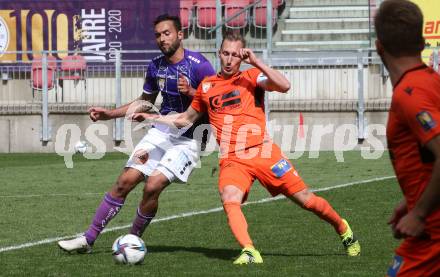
303, 194, 346, 235
223, 201, 253, 248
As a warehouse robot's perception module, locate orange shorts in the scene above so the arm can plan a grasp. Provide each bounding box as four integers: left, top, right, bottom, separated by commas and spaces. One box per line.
218, 143, 307, 202
386, 237, 440, 277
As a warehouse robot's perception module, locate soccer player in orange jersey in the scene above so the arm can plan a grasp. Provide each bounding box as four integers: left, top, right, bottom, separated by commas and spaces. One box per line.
131, 31, 361, 264
374, 1, 440, 276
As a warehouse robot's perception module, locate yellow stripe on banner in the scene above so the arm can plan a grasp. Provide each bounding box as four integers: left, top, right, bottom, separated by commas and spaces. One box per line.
56, 13, 68, 58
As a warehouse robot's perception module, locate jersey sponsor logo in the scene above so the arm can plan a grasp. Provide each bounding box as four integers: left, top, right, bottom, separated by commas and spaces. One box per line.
270, 159, 293, 178
416, 111, 437, 131
209, 90, 241, 112
386, 255, 403, 277
188, 55, 201, 64
153, 54, 164, 61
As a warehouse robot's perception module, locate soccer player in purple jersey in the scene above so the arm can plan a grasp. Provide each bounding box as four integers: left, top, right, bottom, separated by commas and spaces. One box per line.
58, 14, 215, 253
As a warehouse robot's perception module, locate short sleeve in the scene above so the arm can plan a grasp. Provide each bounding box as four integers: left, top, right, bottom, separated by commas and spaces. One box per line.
143, 62, 158, 94
190, 83, 207, 113
396, 87, 440, 145
244, 67, 263, 87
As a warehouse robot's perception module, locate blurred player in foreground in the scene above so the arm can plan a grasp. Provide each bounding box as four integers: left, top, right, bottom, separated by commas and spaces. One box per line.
58, 14, 215, 253
131, 31, 361, 264
374, 1, 440, 276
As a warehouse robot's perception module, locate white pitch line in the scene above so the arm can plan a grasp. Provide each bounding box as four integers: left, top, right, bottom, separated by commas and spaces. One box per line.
311, 176, 396, 193
0, 176, 395, 253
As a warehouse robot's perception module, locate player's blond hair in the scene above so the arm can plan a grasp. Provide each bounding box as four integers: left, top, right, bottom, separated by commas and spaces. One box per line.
221, 31, 246, 49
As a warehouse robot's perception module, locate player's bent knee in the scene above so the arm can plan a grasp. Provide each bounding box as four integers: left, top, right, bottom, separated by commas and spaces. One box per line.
220, 185, 244, 203
143, 183, 164, 198
143, 175, 169, 199
288, 188, 313, 206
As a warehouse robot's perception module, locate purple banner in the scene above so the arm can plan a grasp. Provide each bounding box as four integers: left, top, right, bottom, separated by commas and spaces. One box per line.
0, 0, 180, 62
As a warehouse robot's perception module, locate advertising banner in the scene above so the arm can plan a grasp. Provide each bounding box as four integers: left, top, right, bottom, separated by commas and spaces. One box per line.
411, 0, 440, 61
0, 1, 179, 62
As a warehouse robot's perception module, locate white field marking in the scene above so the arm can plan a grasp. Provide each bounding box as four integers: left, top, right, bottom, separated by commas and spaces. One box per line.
0, 189, 189, 199
0, 176, 395, 253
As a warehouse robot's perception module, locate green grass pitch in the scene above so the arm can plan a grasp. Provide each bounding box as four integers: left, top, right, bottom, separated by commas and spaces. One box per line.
0, 151, 401, 276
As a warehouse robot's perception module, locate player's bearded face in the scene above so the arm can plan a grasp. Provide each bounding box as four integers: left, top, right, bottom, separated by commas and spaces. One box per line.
154, 20, 182, 57
160, 38, 181, 57
219, 40, 243, 77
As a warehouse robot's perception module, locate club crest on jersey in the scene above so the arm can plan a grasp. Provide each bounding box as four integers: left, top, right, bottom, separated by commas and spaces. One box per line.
416, 111, 436, 131
202, 82, 211, 93
177, 65, 188, 75
270, 159, 292, 178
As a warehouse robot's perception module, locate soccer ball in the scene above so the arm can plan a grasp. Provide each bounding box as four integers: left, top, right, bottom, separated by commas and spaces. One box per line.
112, 234, 146, 265
74, 141, 88, 154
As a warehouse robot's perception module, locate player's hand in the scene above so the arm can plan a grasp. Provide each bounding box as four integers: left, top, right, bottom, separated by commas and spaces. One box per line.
239, 48, 259, 66
129, 113, 148, 122
388, 201, 408, 239
129, 113, 157, 122
178, 73, 191, 96
393, 210, 426, 238
88, 107, 111, 122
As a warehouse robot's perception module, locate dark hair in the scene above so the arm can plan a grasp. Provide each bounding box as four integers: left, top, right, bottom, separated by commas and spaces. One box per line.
154, 14, 182, 32
221, 31, 246, 49
374, 0, 425, 57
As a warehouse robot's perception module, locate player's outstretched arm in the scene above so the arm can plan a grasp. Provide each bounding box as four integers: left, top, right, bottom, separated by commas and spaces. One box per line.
239, 48, 290, 93
89, 93, 157, 122
395, 135, 440, 238
130, 106, 202, 129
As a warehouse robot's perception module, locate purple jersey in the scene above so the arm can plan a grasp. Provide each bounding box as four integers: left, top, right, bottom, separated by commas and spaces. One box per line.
143, 49, 215, 138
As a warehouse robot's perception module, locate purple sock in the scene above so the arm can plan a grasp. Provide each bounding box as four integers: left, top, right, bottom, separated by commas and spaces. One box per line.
84, 193, 124, 245
130, 208, 155, 237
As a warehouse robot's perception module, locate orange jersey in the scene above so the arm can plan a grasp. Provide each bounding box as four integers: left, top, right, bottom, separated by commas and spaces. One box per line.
387, 64, 440, 239
191, 68, 268, 156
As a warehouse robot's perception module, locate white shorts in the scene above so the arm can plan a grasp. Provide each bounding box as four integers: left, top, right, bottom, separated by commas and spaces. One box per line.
126, 128, 199, 183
